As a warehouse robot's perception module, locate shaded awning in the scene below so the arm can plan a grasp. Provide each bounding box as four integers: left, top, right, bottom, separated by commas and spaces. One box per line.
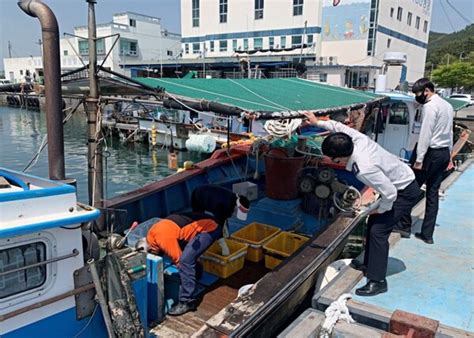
135, 77, 384, 113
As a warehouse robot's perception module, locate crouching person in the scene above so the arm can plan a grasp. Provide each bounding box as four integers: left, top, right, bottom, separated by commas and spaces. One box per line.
146, 212, 221, 315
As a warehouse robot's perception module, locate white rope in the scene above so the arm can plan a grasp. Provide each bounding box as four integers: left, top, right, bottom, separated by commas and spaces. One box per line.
319, 293, 355, 338
264, 117, 302, 138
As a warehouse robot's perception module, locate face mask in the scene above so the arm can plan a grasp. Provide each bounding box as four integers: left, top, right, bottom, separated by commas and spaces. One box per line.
415, 94, 427, 105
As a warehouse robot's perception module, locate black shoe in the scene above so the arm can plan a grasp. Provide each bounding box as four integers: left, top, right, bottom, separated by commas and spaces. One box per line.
350, 259, 367, 272
355, 279, 387, 297
168, 301, 196, 316
392, 228, 411, 238
414, 233, 434, 244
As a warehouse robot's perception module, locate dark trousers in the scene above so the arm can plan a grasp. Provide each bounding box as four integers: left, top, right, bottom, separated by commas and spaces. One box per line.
178, 227, 222, 303
364, 181, 420, 281
399, 147, 450, 239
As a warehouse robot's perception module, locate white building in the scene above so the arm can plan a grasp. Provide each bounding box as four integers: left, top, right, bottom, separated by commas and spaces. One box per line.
3, 12, 181, 83
180, 0, 323, 63
318, 0, 432, 89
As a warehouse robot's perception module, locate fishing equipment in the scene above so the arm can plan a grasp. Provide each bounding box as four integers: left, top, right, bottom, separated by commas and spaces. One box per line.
185, 133, 217, 153
263, 118, 302, 138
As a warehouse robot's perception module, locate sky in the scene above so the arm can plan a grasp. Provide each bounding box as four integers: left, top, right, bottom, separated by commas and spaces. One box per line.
0, 0, 473, 71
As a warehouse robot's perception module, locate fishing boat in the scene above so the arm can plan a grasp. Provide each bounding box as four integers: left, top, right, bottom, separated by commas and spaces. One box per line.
2, 1, 471, 337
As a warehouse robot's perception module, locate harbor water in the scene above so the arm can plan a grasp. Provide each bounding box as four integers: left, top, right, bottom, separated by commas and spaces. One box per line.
0, 106, 206, 202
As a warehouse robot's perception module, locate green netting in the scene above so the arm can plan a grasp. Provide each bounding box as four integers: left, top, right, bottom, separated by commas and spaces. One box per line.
271, 135, 324, 156
135, 77, 382, 113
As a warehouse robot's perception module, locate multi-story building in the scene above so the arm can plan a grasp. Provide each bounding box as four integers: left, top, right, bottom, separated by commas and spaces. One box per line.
318, 0, 432, 89
179, 0, 323, 68
3, 12, 181, 83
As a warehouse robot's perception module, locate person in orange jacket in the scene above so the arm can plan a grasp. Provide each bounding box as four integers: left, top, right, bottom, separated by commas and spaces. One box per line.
146, 212, 220, 316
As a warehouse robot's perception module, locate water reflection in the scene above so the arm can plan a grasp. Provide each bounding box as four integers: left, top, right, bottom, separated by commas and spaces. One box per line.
0, 107, 206, 202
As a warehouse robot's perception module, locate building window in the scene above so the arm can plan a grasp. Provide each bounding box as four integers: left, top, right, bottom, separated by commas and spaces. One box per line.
192, 0, 200, 27
0, 242, 47, 299
96, 38, 105, 55
415, 16, 420, 29
255, 0, 264, 20
254, 38, 263, 50
390, 7, 394, 18
423, 20, 428, 33
20, 70, 24, 75
219, 40, 228, 52
64, 50, 68, 56
269, 37, 274, 49
192, 42, 200, 54
120, 39, 138, 56
397, 7, 403, 21
210, 41, 215, 52
319, 73, 327, 83
232, 39, 238, 51
243, 38, 249, 50
219, 0, 228, 23
167, 50, 173, 56
185, 43, 189, 54
387, 38, 391, 48
367, 0, 379, 56
129, 19, 136, 27
291, 35, 302, 47
281, 36, 286, 49
407, 12, 412, 26
78, 40, 89, 55
307, 34, 314, 45
293, 0, 303, 16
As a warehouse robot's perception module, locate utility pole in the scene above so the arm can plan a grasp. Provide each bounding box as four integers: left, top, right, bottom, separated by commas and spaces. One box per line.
447, 54, 450, 66
36, 39, 43, 56
430, 63, 434, 81
8, 41, 12, 58
299, 20, 308, 64
85, 0, 104, 216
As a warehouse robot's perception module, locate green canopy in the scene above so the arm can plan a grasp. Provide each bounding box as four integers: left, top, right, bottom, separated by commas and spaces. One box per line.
444, 97, 471, 111
135, 77, 383, 113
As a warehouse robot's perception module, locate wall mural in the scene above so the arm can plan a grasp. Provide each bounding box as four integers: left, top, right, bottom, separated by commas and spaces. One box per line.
322, 0, 371, 41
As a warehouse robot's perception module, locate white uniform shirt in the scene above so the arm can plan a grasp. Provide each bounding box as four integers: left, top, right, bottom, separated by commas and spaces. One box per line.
317, 120, 415, 213
416, 94, 454, 163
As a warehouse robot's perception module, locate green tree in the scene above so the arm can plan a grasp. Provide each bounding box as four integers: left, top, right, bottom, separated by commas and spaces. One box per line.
432, 62, 474, 90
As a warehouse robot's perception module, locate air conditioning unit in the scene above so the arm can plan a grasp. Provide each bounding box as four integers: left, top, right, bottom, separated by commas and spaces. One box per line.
318, 56, 327, 65
328, 56, 338, 65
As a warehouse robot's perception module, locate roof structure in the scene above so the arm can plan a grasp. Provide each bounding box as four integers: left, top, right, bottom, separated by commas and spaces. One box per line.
135, 77, 384, 113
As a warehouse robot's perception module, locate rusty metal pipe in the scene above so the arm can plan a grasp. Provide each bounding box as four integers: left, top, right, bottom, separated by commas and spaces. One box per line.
18, 0, 65, 180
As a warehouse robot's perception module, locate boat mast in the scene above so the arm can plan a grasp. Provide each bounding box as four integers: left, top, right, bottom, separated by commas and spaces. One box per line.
85, 0, 104, 213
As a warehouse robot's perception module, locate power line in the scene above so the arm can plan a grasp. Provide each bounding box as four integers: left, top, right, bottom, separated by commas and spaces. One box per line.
445, 0, 472, 25
439, 0, 457, 32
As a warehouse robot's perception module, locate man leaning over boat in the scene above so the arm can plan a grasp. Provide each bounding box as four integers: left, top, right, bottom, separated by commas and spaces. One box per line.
304, 112, 420, 296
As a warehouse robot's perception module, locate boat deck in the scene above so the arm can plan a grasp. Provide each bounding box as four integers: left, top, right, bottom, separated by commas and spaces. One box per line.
152, 262, 269, 337
350, 161, 474, 331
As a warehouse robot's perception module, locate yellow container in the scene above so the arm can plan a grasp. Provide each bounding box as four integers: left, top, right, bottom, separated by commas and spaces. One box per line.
199, 239, 248, 278
263, 232, 310, 269
231, 223, 281, 262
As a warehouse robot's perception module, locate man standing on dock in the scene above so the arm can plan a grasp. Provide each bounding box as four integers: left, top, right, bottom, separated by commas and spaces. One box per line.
304, 113, 420, 296
394, 78, 453, 244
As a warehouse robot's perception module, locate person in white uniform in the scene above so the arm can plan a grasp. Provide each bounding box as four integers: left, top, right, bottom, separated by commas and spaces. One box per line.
304, 113, 420, 296
395, 78, 453, 244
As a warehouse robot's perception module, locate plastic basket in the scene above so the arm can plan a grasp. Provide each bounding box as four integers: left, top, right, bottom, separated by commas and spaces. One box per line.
231, 222, 281, 262
263, 232, 309, 269
199, 239, 248, 278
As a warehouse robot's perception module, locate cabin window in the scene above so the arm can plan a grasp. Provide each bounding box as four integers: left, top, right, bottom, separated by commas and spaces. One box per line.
388, 102, 409, 125
129, 19, 136, 27
0, 242, 47, 299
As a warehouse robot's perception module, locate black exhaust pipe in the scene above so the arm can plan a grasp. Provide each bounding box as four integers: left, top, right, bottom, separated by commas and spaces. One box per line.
18, 0, 65, 180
